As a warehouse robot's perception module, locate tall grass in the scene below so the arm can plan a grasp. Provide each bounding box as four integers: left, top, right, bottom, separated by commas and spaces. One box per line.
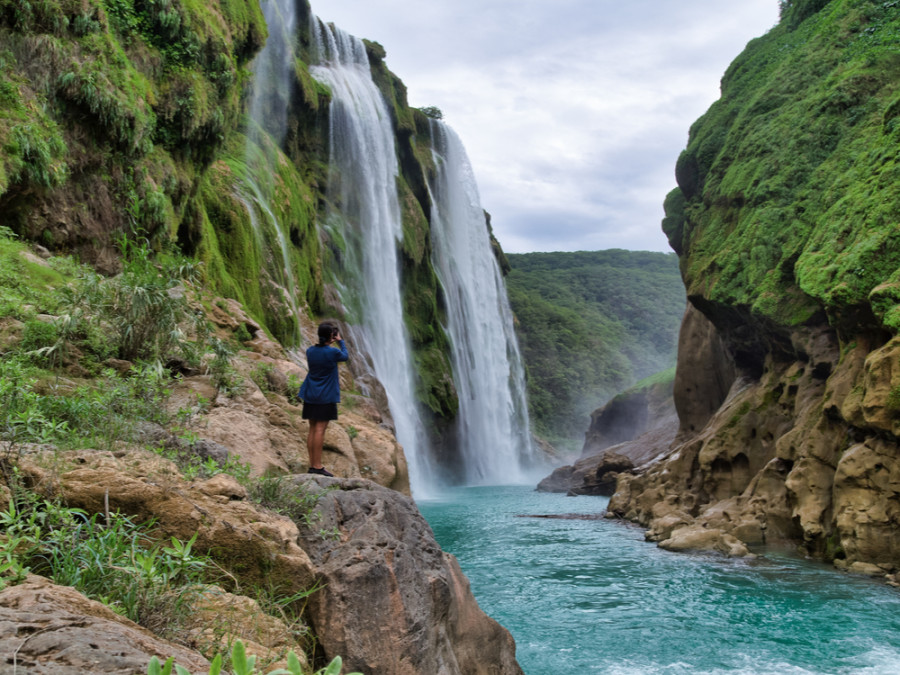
66, 240, 203, 362
0, 482, 209, 640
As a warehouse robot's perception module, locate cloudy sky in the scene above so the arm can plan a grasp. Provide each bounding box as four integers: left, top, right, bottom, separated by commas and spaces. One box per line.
310, 1, 781, 254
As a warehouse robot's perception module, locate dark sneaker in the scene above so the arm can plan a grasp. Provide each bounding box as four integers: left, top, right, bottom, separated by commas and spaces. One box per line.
308, 466, 335, 477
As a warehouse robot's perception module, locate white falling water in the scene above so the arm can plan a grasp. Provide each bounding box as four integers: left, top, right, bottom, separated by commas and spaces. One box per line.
310, 19, 437, 496
241, 0, 304, 347
249, 0, 295, 147
428, 122, 536, 483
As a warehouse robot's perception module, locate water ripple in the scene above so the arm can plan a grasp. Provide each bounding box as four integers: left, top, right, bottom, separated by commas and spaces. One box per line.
419, 486, 900, 675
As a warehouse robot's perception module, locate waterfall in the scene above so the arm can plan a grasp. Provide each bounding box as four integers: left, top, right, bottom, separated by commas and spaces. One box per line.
242, 0, 304, 346
310, 19, 437, 496
248, 0, 295, 146
427, 122, 536, 484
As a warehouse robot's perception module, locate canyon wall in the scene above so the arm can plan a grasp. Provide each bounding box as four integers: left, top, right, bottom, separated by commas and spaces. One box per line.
609, 0, 900, 577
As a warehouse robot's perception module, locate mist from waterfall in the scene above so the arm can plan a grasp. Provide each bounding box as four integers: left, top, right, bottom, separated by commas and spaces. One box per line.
427, 122, 536, 484
310, 18, 438, 496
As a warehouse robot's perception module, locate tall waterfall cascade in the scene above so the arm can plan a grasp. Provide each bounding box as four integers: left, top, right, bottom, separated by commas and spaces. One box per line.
310, 18, 438, 495
427, 123, 537, 483
241, 6, 539, 494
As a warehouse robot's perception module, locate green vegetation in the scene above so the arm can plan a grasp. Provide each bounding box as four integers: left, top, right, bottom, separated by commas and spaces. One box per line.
668, 0, 900, 336
0, 227, 341, 670
0, 486, 208, 636
417, 106, 443, 120
506, 250, 684, 450
148, 641, 362, 675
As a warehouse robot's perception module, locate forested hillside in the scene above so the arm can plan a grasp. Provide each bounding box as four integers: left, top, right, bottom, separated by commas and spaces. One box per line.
506, 249, 685, 450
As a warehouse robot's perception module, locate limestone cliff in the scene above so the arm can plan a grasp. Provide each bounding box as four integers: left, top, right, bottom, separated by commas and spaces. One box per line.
609, 0, 900, 578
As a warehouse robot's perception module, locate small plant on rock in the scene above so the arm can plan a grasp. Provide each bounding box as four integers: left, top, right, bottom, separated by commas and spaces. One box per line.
147, 640, 362, 675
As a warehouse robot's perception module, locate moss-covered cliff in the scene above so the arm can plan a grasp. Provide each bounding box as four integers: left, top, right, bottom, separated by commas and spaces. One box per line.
0, 0, 459, 426
613, 0, 900, 578
666, 0, 900, 348
0, 0, 265, 264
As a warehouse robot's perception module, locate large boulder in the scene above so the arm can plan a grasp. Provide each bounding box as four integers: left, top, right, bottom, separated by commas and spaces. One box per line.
0, 575, 210, 675
19, 449, 318, 596
296, 476, 524, 675
537, 451, 635, 497
672, 305, 736, 437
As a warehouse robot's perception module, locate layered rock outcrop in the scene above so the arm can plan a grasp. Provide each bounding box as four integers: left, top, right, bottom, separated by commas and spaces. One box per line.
608, 0, 900, 574
8, 442, 522, 673
537, 367, 677, 496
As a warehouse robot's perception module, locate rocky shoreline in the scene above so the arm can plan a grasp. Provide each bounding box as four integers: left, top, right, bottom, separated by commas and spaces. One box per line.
0, 293, 523, 674
538, 305, 900, 584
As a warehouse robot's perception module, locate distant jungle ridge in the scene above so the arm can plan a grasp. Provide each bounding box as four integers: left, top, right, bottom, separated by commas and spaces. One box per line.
506, 249, 685, 451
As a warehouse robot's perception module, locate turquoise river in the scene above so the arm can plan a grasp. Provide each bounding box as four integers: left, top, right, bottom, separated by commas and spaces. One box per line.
418, 486, 900, 675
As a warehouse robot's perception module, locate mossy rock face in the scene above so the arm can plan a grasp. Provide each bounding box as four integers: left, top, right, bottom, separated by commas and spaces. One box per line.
0, 0, 266, 268
675, 0, 900, 339
192, 128, 325, 346
325, 19, 459, 426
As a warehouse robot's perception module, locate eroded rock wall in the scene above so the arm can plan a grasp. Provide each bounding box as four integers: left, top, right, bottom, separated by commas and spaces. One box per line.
610, 277, 900, 575
609, 1, 900, 575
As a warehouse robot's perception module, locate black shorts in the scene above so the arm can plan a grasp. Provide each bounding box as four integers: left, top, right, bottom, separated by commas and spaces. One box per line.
302, 402, 338, 421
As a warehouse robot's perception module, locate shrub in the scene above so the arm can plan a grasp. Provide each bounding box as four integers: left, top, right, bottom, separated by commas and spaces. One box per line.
417, 105, 443, 120
20, 318, 59, 353
0, 357, 173, 453
65, 241, 203, 362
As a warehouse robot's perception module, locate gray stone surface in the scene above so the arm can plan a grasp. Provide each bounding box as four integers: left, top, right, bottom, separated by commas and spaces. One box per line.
0, 576, 209, 675
296, 476, 524, 675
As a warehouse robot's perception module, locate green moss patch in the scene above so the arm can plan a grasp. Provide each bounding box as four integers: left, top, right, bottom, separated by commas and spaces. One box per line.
675, 0, 900, 334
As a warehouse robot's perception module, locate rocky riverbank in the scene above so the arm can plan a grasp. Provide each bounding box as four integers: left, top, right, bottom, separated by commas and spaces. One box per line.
0, 277, 523, 674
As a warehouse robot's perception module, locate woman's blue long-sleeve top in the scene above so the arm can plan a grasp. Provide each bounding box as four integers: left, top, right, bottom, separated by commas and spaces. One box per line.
298, 340, 349, 404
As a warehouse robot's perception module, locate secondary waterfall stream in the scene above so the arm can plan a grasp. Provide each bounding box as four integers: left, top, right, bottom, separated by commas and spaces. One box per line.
428, 122, 536, 483
242, 0, 305, 347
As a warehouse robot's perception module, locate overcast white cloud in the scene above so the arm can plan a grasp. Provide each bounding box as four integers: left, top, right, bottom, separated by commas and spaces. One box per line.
309, 1, 781, 254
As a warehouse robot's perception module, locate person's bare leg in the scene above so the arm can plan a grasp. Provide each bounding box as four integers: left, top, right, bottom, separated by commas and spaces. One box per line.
307, 419, 329, 469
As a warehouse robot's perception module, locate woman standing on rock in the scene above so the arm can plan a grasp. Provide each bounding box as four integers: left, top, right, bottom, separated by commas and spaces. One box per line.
299, 321, 349, 477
